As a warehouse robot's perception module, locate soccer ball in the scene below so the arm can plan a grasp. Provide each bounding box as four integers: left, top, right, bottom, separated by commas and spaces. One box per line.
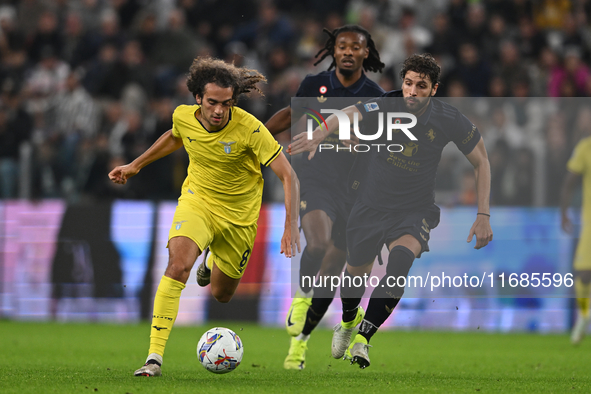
197, 327, 243, 374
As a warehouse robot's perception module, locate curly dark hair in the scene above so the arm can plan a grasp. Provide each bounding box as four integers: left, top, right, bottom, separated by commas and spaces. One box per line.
314, 25, 385, 73
186, 56, 267, 102
399, 53, 441, 86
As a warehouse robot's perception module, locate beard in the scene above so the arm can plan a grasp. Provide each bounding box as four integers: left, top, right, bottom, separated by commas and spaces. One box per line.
338, 66, 355, 77
404, 97, 430, 114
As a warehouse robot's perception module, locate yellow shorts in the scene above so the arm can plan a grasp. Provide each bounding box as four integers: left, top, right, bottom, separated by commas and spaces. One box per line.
168, 194, 257, 279
574, 220, 591, 271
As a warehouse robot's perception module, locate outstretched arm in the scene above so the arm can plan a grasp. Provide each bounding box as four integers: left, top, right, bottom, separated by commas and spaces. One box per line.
269, 152, 301, 257
465, 137, 493, 249
265, 106, 292, 136
108, 129, 183, 184
288, 104, 362, 159
560, 171, 582, 234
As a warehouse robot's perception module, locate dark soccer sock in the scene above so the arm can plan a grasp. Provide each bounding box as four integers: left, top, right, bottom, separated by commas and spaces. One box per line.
299, 247, 323, 293
301, 286, 336, 335
361, 245, 415, 342
341, 268, 367, 323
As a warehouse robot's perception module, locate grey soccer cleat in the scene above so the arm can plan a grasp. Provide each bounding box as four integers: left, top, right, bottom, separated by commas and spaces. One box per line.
134, 362, 162, 377
196, 248, 211, 287
331, 307, 365, 359
346, 334, 371, 369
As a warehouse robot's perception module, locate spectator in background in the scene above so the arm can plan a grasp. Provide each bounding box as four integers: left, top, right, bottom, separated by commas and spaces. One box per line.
23, 45, 69, 117
0, 6, 25, 56
449, 42, 491, 97
27, 11, 62, 63
16, 0, 48, 42
0, 83, 33, 198
95, 40, 153, 101
425, 13, 458, 65
52, 70, 99, 187
380, 7, 432, 75
545, 112, 570, 205
151, 9, 204, 97
111, 0, 141, 31
83, 43, 119, 97
516, 16, 546, 61
233, 0, 295, 60
76, 8, 127, 67
547, 46, 590, 97
495, 40, 530, 91
132, 11, 158, 60
61, 11, 86, 68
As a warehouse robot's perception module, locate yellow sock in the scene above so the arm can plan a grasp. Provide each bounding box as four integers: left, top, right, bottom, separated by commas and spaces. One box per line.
205, 253, 213, 270
575, 277, 591, 318
148, 275, 186, 357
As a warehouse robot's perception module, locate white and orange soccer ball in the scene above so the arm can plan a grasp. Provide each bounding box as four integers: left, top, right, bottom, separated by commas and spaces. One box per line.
197, 327, 243, 374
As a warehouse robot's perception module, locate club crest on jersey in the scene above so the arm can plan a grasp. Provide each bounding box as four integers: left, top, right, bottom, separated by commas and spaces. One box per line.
174, 220, 187, 230
426, 129, 436, 142
364, 102, 379, 112
218, 141, 236, 154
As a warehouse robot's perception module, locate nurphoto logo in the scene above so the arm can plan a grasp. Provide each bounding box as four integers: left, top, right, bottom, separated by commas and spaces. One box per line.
304, 107, 418, 153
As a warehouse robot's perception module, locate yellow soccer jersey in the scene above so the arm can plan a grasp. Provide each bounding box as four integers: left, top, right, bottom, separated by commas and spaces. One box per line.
172, 104, 282, 226
567, 136, 591, 221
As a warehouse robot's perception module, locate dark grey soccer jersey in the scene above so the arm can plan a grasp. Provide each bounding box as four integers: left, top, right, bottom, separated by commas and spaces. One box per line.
294, 70, 384, 190
352, 90, 481, 211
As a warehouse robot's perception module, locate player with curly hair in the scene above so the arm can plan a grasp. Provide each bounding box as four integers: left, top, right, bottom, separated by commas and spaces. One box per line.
265, 25, 386, 370
109, 56, 300, 377
290, 54, 493, 368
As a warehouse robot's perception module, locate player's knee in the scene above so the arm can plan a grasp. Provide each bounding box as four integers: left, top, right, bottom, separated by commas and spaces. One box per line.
165, 260, 192, 282
305, 240, 330, 259
318, 258, 346, 277
211, 288, 233, 303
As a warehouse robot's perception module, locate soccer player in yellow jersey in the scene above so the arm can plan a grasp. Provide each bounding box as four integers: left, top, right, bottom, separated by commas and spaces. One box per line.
561, 135, 591, 344
108, 57, 300, 376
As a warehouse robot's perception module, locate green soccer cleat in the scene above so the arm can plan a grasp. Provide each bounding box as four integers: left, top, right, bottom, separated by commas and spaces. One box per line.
285, 289, 313, 336
196, 248, 211, 287
331, 306, 365, 359
345, 334, 371, 369
283, 337, 308, 370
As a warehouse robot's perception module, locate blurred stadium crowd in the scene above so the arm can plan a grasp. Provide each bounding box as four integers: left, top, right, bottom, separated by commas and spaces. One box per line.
0, 0, 589, 206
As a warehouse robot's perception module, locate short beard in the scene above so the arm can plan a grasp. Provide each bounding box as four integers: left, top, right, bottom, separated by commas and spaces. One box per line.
404, 97, 430, 113
338, 67, 355, 78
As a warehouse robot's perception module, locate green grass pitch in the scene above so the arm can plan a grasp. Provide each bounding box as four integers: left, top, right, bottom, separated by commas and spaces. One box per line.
1, 320, 589, 393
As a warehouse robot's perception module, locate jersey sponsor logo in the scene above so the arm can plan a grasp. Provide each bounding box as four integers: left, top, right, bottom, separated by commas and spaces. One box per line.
462, 125, 476, 144
319, 85, 327, 94
218, 140, 236, 154
421, 218, 430, 234
317, 95, 327, 103
401, 142, 419, 157
364, 102, 380, 112
174, 220, 187, 230
426, 129, 436, 142
187, 137, 196, 142
253, 125, 261, 134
